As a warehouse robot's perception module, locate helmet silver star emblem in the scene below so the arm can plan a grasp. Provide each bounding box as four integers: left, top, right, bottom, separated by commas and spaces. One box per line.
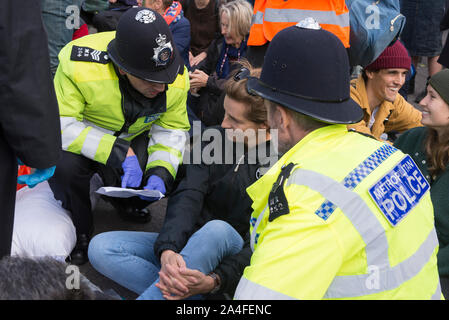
135, 9, 156, 24
152, 34, 173, 66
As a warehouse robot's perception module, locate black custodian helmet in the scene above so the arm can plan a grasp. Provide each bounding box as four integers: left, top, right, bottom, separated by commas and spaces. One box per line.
247, 19, 363, 124
107, 7, 184, 84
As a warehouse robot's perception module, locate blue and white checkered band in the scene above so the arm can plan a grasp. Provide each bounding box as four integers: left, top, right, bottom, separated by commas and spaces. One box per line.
153, 34, 173, 66
250, 217, 257, 228
135, 9, 156, 24
315, 144, 398, 220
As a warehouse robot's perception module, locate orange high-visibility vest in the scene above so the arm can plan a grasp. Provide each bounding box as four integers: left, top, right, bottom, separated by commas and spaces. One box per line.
248, 0, 350, 47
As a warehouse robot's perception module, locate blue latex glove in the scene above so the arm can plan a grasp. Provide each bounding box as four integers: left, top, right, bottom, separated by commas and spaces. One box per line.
17, 166, 56, 188
139, 175, 166, 202
121, 155, 143, 188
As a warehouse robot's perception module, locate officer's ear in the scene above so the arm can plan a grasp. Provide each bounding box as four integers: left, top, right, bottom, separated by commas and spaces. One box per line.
266, 100, 287, 130
276, 105, 291, 130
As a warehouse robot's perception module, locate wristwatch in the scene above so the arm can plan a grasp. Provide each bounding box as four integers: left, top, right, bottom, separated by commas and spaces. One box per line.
208, 272, 221, 294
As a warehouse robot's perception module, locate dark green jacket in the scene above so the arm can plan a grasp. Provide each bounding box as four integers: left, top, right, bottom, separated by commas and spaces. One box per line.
395, 127, 449, 277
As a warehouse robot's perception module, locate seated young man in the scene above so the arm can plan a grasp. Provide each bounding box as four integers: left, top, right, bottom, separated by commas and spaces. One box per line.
348, 40, 422, 142
87, 63, 277, 300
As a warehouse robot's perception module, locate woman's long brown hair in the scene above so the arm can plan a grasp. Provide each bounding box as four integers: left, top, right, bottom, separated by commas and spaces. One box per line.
425, 128, 449, 178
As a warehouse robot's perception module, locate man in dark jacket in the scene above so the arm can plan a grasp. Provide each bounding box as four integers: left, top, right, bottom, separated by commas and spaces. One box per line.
88, 66, 277, 299
153, 127, 275, 298
89, 127, 275, 299
0, 0, 62, 258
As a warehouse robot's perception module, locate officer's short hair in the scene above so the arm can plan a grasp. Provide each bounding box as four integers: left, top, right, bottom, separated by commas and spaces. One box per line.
265, 100, 329, 132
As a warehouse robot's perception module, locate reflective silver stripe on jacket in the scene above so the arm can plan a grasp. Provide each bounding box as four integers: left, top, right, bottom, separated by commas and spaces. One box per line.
81, 128, 106, 159
264, 8, 349, 27
148, 124, 187, 154
432, 281, 442, 300
60, 117, 86, 150
61, 117, 136, 152
146, 124, 187, 171
250, 205, 268, 252
147, 150, 180, 173
287, 168, 440, 298
61, 117, 113, 159
234, 276, 296, 300
252, 11, 264, 25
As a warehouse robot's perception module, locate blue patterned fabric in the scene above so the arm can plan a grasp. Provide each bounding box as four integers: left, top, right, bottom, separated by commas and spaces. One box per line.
250, 217, 257, 228
314, 144, 397, 220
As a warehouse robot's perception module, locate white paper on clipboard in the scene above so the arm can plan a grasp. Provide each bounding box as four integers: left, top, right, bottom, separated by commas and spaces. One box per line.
95, 187, 164, 199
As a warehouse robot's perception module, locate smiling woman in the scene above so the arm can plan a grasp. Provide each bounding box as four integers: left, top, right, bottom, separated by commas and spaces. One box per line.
394, 69, 449, 298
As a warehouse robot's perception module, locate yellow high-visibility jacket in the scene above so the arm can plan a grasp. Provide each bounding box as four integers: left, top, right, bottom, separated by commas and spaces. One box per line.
235, 125, 442, 300
53, 31, 190, 181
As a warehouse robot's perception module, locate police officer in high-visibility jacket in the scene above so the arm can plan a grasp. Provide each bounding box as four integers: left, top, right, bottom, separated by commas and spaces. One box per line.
49, 8, 190, 265
234, 19, 442, 299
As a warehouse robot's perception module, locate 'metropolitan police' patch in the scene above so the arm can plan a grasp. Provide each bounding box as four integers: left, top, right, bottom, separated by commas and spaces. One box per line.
369, 155, 430, 227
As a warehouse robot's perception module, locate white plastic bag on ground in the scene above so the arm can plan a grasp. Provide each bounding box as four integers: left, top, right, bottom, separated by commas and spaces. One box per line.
11, 181, 76, 260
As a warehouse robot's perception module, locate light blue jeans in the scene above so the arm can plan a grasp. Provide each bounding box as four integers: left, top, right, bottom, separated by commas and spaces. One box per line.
88, 220, 244, 300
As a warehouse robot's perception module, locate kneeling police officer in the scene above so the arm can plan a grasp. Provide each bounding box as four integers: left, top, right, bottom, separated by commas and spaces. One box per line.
50, 8, 190, 265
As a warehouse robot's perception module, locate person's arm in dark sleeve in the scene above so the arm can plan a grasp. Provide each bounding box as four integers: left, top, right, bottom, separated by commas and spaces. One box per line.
0, 0, 61, 169
198, 38, 227, 95
171, 18, 191, 57
199, 38, 219, 75
206, 74, 227, 95
153, 161, 210, 258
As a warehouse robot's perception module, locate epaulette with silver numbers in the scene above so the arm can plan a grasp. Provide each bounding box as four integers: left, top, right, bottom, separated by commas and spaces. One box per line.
268, 162, 295, 222
70, 45, 110, 64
